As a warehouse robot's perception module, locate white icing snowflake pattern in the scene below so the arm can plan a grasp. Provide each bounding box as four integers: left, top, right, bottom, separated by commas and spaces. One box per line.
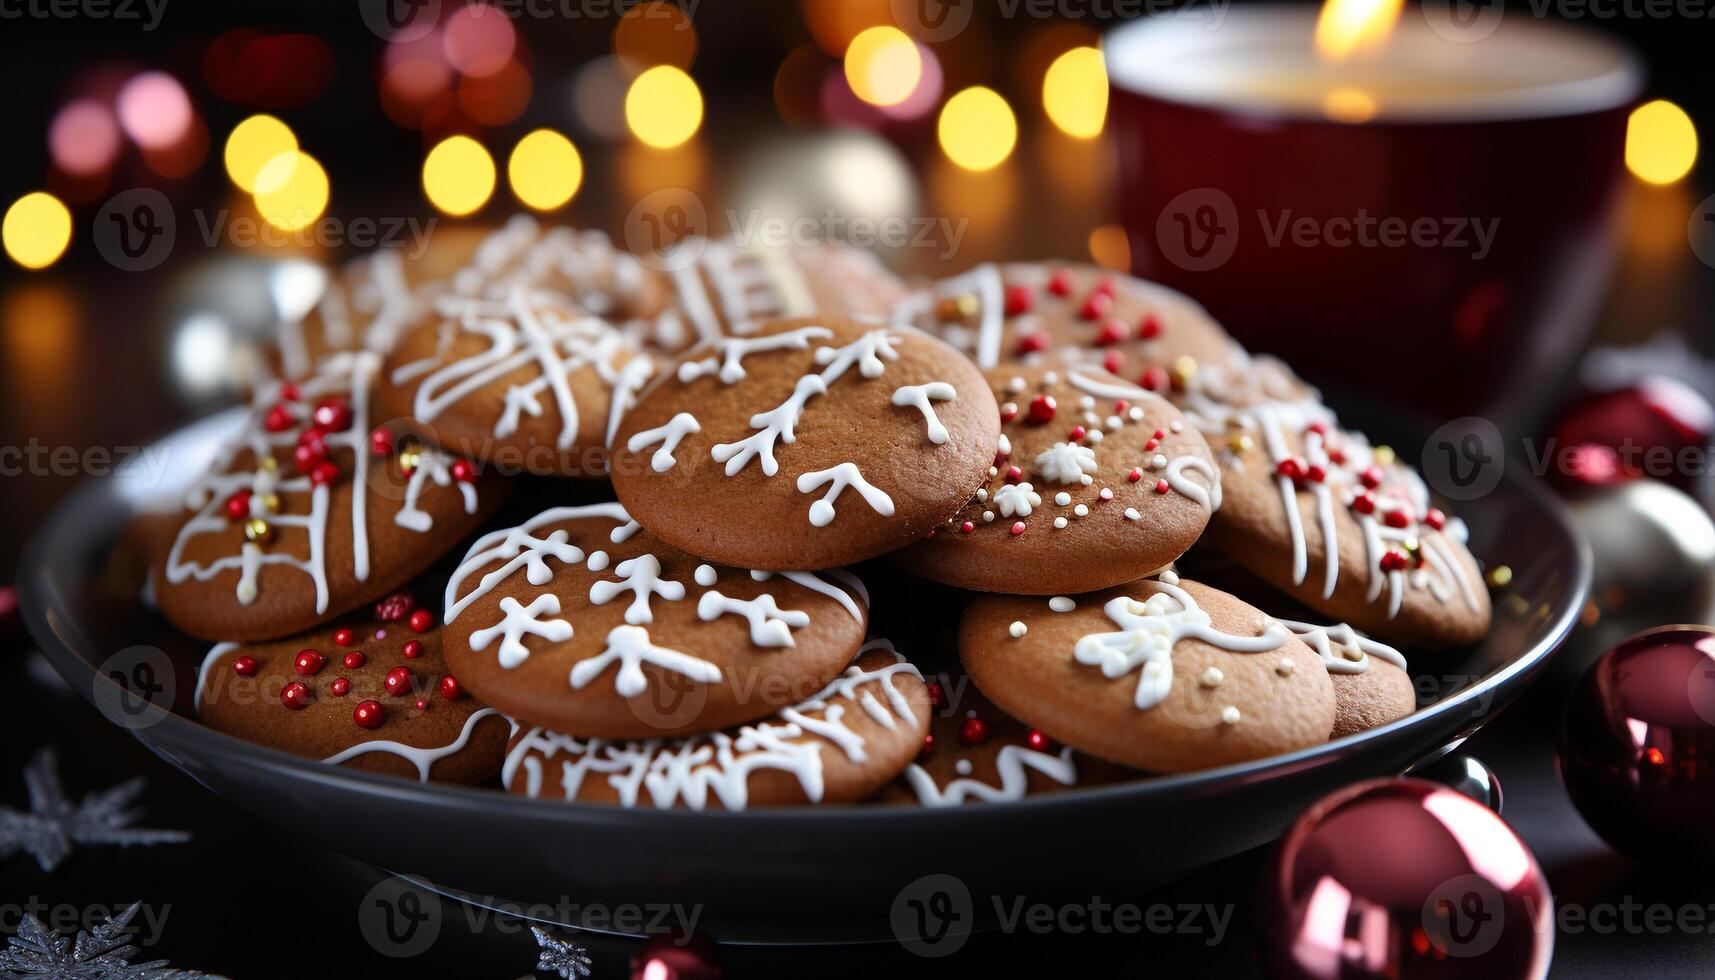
992, 482, 1042, 518
468, 594, 574, 668
796, 463, 896, 527
588, 554, 687, 624
1033, 441, 1099, 484
696, 591, 810, 646
569, 625, 723, 697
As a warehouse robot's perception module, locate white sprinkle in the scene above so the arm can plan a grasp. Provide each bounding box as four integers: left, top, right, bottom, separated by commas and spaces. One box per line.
1007, 376, 1026, 393
1079, 474, 1093, 486
982, 510, 995, 523
1124, 507, 1141, 521
1001, 401, 1018, 417
1049, 596, 1075, 612
988, 466, 998, 477
997, 434, 1012, 455
1053, 517, 1068, 529
1153, 454, 1168, 468
1009, 621, 1028, 638
1098, 487, 1114, 501
1055, 492, 1071, 506
955, 759, 974, 776
976, 488, 989, 502
1170, 420, 1185, 433
1073, 504, 1089, 517
1087, 429, 1104, 445
1276, 658, 1296, 676
1043, 370, 1059, 384
586, 550, 610, 572
1084, 411, 1101, 427
1106, 415, 1123, 430
1200, 666, 1224, 688
1078, 395, 1095, 409
1220, 706, 1242, 725
1128, 406, 1145, 421
694, 564, 717, 587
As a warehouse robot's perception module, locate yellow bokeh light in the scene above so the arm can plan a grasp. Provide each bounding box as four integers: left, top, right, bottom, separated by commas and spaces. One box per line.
938, 87, 1017, 172
508, 129, 584, 211
422, 135, 497, 216
253, 152, 329, 232
3, 192, 72, 270
224, 114, 298, 193
1322, 87, 1378, 124
1043, 46, 1107, 139
1626, 99, 1698, 186
1314, 0, 1404, 61
1088, 224, 1130, 271
625, 66, 704, 149
844, 26, 921, 107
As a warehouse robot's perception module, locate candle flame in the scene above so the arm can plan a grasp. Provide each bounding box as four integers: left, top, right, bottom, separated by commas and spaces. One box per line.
1315, 0, 1404, 61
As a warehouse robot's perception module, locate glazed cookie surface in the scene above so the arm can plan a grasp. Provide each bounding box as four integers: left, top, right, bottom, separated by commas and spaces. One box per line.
501, 642, 930, 809
894, 262, 1238, 384
897, 364, 1218, 594
442, 504, 871, 738
610, 316, 1000, 570
156, 352, 501, 642
195, 603, 509, 783
878, 684, 1127, 806
1280, 620, 1417, 738
1185, 392, 1491, 647
961, 574, 1336, 773
378, 288, 651, 478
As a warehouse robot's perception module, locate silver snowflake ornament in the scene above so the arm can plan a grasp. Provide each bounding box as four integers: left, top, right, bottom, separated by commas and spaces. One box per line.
531, 925, 592, 979
0, 748, 190, 872
0, 901, 209, 979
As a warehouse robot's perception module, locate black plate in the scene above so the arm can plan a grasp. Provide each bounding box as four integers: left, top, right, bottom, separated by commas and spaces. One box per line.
20, 408, 1590, 944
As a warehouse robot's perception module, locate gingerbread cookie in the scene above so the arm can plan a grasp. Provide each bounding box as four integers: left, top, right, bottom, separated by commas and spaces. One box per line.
194, 601, 509, 783
961, 573, 1336, 773
644, 238, 909, 354
897, 364, 1217, 594
442, 504, 871, 738
1184, 391, 1491, 647
156, 352, 502, 642
501, 641, 930, 809
610, 315, 999, 571
878, 684, 1129, 806
1279, 620, 1416, 738
894, 262, 1238, 386
378, 287, 652, 478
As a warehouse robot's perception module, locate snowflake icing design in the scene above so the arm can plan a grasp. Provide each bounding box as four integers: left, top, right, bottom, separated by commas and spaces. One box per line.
1033, 442, 1099, 484
992, 482, 1041, 518
0, 749, 189, 873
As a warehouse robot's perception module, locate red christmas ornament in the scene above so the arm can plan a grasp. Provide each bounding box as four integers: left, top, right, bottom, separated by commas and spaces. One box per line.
959, 716, 989, 745
333, 628, 356, 647
439, 675, 464, 701
294, 650, 326, 676
342, 651, 366, 670
1549, 378, 1715, 493
408, 608, 434, 633
1559, 626, 1715, 866
232, 656, 259, 677
384, 666, 414, 697
312, 396, 352, 432
1026, 394, 1057, 424
1261, 778, 1552, 980
630, 932, 720, 980
375, 591, 415, 622
280, 682, 312, 710
402, 640, 424, 659
353, 699, 385, 729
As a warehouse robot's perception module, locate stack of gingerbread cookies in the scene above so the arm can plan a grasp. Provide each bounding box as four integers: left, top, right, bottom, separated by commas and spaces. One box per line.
143, 215, 1491, 810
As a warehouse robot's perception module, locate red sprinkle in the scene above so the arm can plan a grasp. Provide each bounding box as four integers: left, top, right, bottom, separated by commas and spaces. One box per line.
1010, 521, 1026, 536
1068, 425, 1087, 442
333, 628, 356, 647
415, 698, 430, 711
1015, 332, 1050, 356
281, 682, 312, 710
1140, 367, 1169, 392
232, 656, 259, 677
384, 666, 414, 698
1003, 284, 1035, 315
312, 397, 352, 432
450, 458, 477, 483
1276, 458, 1305, 481
1026, 728, 1051, 752
439, 675, 464, 701
999, 402, 1019, 423
374, 592, 415, 622
1114, 399, 1131, 413
343, 651, 366, 670
408, 609, 434, 633
1026, 394, 1057, 424
1424, 507, 1447, 530
263, 405, 294, 433
1102, 350, 1125, 376
1384, 510, 1412, 529
1005, 465, 1023, 483
927, 682, 945, 707
1092, 278, 1116, 297
223, 491, 252, 520
353, 699, 384, 729
294, 650, 326, 676
280, 382, 300, 402
1137, 314, 1163, 339
1360, 465, 1384, 489
1380, 551, 1410, 572
1079, 292, 1113, 321
369, 428, 394, 456
1307, 421, 1330, 436
1144, 439, 1159, 452
1095, 319, 1128, 346
402, 640, 424, 660
959, 716, 990, 746
292, 441, 324, 475
1047, 269, 1074, 296
1306, 464, 1328, 483
959, 521, 975, 533
919, 733, 935, 759
330, 678, 350, 697
1351, 492, 1376, 515
1154, 479, 1170, 494
1128, 467, 1143, 482
310, 461, 340, 487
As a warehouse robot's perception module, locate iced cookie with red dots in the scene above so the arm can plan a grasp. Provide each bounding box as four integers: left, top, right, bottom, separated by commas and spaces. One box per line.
442, 504, 872, 738
377, 287, 653, 478
643, 238, 909, 354
610, 315, 1000, 571
501, 641, 930, 809
896, 364, 1217, 594
1184, 393, 1491, 647
1278, 620, 1416, 738
894, 262, 1239, 388
194, 602, 510, 783
961, 573, 1336, 773
877, 684, 1134, 805
154, 352, 503, 642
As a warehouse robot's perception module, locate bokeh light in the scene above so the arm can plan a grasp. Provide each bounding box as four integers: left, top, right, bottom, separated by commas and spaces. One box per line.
1322, 87, 1378, 124
625, 65, 703, 149
253, 152, 329, 231
1626, 99, 1698, 186
381, 58, 453, 129
803, 0, 892, 56
571, 56, 635, 140
116, 71, 193, 149
458, 59, 532, 126
1088, 225, 1130, 271
774, 44, 826, 127
423, 135, 497, 216
3, 192, 73, 270
508, 129, 583, 211
48, 100, 121, 177
443, 4, 517, 78
844, 26, 921, 107
143, 115, 209, 178
224, 114, 298, 192
1042, 46, 1107, 138
938, 86, 1017, 172
613, 1, 697, 69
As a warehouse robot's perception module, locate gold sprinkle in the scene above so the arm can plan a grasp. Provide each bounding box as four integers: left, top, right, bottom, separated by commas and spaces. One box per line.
1227, 434, 1254, 453
258, 456, 278, 471
1373, 445, 1396, 466
243, 518, 273, 543
1487, 564, 1513, 588
259, 493, 281, 514
398, 450, 422, 473
1170, 356, 1198, 387
956, 293, 979, 317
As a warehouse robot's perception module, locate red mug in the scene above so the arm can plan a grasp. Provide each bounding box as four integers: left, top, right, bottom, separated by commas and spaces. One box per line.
1107, 9, 1643, 419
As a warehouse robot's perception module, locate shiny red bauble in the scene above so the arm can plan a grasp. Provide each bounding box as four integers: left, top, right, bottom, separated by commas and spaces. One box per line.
1559, 625, 1715, 867
1260, 778, 1552, 980
1549, 379, 1714, 492
629, 932, 719, 980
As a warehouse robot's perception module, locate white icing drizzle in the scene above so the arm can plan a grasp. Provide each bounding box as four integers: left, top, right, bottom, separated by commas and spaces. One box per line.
1163, 455, 1222, 512
891, 382, 957, 444
676, 326, 831, 385
796, 462, 896, 527
1072, 580, 1291, 710
502, 642, 922, 810
1276, 619, 1408, 675
445, 504, 628, 623
569, 625, 723, 697
896, 264, 1005, 368
394, 446, 480, 532
323, 707, 501, 783
750, 569, 868, 624
904, 744, 1076, 807
469, 594, 575, 668
604, 354, 656, 450
625, 412, 702, 472
588, 554, 686, 625
1066, 369, 1155, 402
662, 238, 816, 345
696, 591, 809, 646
